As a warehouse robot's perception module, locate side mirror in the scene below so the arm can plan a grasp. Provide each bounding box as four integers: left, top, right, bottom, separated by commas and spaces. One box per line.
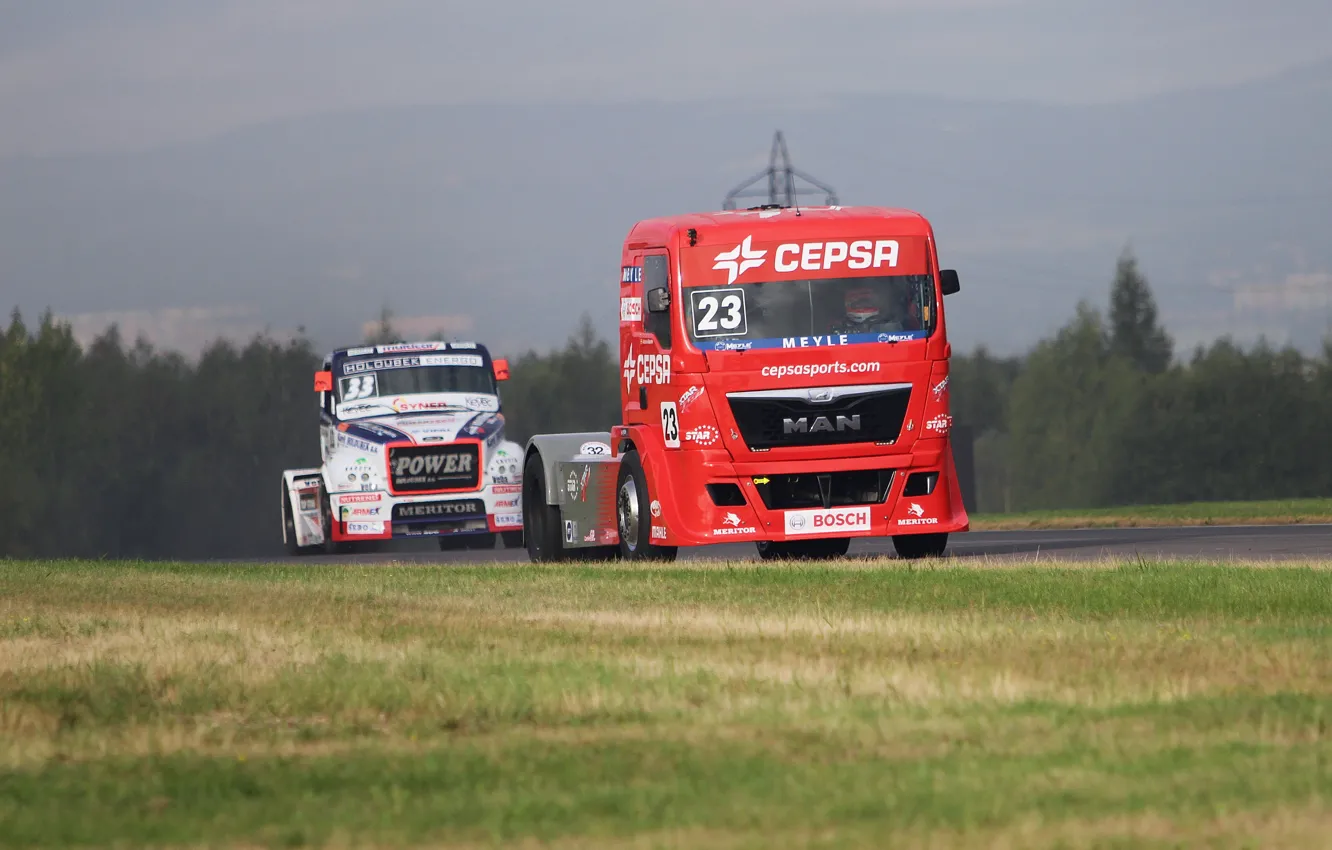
492, 358, 510, 381
646, 287, 670, 313
314, 370, 333, 392
940, 269, 961, 296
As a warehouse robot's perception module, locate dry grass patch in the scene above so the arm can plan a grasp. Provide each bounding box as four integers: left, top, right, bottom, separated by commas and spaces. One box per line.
1, 558, 1330, 848
905, 804, 1332, 850
520, 605, 1332, 707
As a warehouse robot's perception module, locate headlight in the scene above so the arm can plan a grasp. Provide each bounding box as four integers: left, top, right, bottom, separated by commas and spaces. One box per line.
485, 447, 521, 483
347, 473, 356, 482
361, 473, 370, 481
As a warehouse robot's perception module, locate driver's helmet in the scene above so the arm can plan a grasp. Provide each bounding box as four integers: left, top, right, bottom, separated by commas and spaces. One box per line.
843, 286, 880, 325
898, 285, 922, 326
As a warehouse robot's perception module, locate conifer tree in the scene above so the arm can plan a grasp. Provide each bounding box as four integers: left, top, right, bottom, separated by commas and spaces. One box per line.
1109, 245, 1173, 373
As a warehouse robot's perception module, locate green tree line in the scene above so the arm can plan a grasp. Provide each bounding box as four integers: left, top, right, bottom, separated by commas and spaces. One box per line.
955, 249, 1332, 511
2, 249, 1328, 557
0, 309, 620, 559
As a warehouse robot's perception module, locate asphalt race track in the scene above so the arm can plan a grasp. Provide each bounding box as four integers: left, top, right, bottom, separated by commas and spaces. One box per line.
255, 524, 1332, 565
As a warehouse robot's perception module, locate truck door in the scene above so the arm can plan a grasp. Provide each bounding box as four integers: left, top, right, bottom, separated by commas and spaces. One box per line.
319, 358, 337, 462
625, 251, 677, 447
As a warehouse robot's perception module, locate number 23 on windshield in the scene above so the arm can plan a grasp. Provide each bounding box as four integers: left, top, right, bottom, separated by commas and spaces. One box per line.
690, 288, 747, 338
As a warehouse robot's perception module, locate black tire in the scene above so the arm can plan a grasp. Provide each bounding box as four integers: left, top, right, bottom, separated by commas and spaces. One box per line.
755, 537, 851, 561
463, 532, 497, 550
615, 451, 677, 562
804, 537, 852, 559
437, 534, 467, 551
892, 532, 949, 560
523, 453, 567, 562
500, 530, 524, 549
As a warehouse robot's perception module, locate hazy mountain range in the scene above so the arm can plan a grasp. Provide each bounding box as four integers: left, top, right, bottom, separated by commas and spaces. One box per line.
2, 58, 1330, 359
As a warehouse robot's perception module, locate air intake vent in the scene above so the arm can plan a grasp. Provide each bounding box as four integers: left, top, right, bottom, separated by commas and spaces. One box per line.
706, 483, 746, 506
902, 472, 938, 497
753, 469, 895, 511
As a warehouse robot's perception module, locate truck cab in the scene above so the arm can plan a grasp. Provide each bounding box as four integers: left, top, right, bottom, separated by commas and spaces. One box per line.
279, 341, 525, 554
522, 205, 967, 561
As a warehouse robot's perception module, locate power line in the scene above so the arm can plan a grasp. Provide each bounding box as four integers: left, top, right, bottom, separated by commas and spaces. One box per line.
722, 131, 838, 210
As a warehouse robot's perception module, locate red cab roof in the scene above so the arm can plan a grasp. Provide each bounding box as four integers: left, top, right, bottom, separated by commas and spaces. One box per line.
625, 205, 932, 249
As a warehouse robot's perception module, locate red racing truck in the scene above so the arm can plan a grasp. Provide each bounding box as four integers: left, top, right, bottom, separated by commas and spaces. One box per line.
520, 204, 966, 561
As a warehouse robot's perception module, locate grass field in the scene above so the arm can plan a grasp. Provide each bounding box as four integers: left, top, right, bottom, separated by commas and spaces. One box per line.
970, 497, 1332, 531
2, 558, 1331, 848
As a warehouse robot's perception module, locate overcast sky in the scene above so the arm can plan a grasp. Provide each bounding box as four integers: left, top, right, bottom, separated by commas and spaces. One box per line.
3, 0, 1330, 157
3, 2, 1330, 359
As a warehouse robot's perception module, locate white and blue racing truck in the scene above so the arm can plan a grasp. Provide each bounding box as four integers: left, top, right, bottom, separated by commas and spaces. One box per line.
280, 341, 525, 554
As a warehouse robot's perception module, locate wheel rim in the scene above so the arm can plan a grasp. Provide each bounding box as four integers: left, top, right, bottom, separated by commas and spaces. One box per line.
618, 477, 640, 550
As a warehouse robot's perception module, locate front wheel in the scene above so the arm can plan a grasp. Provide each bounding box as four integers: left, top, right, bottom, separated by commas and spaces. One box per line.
616, 451, 676, 562
439, 533, 494, 551
523, 453, 567, 562
892, 533, 948, 559
755, 537, 850, 561
463, 532, 497, 550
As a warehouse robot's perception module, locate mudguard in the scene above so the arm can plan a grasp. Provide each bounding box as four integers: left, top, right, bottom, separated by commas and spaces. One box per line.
524, 432, 615, 505
281, 468, 325, 549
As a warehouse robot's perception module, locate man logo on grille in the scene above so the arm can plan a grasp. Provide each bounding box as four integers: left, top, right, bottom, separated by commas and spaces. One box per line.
783, 415, 861, 434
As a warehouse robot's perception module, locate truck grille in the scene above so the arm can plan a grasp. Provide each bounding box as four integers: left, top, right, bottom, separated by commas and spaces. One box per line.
727, 383, 912, 449
387, 443, 480, 493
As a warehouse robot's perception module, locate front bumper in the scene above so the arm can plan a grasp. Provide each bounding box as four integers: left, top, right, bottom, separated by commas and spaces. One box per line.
650, 441, 968, 547
329, 483, 523, 542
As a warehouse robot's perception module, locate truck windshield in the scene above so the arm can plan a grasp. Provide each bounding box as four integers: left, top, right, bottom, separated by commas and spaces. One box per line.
339, 366, 497, 401
335, 354, 498, 417
684, 274, 935, 351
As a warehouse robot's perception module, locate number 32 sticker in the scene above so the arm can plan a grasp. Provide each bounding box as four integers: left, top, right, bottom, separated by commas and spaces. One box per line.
689, 288, 747, 338
660, 401, 680, 448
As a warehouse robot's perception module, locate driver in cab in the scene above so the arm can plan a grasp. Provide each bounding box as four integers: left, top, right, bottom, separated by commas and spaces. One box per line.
825, 285, 921, 336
